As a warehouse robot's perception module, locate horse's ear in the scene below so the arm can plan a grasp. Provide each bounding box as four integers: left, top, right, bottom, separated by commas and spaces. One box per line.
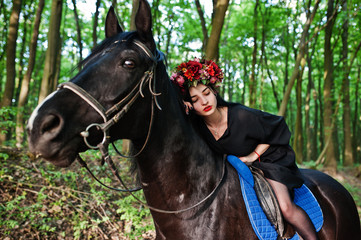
135, 0, 156, 51
105, 6, 123, 38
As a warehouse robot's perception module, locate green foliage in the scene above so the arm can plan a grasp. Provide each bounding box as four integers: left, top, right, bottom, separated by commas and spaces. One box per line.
0, 154, 154, 239
115, 193, 153, 237
0, 107, 17, 136
344, 182, 361, 210
0, 107, 16, 132
0, 152, 9, 160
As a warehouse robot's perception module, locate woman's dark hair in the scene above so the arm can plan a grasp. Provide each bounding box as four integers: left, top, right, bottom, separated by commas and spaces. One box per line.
215, 94, 230, 107
181, 84, 192, 102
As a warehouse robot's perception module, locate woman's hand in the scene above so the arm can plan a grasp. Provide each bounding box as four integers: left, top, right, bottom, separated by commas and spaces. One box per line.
239, 144, 270, 163
238, 154, 257, 163
183, 101, 193, 115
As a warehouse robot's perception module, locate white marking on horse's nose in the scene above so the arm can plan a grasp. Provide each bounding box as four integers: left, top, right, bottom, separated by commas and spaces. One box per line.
27, 91, 58, 131
178, 193, 185, 203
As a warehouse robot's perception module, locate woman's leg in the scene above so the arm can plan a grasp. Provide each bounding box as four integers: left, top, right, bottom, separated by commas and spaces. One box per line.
266, 178, 318, 240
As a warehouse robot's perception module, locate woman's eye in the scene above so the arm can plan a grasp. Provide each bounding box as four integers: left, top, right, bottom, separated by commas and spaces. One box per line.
123, 60, 135, 68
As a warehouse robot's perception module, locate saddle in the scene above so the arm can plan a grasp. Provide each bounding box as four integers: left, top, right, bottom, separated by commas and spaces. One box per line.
251, 166, 292, 238
227, 155, 323, 240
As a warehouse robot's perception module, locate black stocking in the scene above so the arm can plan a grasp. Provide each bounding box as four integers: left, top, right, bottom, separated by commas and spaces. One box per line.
266, 178, 318, 240
286, 204, 318, 240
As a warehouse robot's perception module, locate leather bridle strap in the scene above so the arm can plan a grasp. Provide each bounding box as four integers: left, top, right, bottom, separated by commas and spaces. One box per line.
59, 81, 107, 122
76, 154, 142, 192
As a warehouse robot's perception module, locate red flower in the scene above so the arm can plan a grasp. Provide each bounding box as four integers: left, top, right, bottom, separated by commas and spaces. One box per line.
185, 61, 202, 80
177, 62, 187, 71
171, 58, 223, 91
207, 65, 215, 76
183, 69, 193, 80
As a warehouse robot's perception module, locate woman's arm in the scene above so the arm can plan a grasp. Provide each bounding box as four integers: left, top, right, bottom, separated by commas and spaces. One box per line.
239, 144, 270, 163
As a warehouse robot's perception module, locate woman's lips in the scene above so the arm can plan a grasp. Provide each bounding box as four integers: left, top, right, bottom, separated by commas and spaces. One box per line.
204, 106, 212, 112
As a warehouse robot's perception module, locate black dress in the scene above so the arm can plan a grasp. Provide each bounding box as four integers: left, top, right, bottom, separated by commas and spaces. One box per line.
198, 103, 304, 191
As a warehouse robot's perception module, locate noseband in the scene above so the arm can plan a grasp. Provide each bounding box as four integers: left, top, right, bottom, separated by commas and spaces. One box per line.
58, 39, 226, 214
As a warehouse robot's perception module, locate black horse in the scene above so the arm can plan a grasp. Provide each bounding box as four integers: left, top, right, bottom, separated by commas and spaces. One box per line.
27, 0, 360, 239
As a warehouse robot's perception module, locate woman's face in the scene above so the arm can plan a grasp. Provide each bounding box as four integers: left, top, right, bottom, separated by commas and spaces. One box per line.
188, 83, 217, 117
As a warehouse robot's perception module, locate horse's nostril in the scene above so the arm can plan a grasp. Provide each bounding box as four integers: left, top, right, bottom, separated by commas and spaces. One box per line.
40, 114, 62, 137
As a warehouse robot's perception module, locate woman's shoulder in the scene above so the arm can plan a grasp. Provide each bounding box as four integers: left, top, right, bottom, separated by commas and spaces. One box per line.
228, 103, 284, 123
226, 104, 258, 126
228, 103, 263, 116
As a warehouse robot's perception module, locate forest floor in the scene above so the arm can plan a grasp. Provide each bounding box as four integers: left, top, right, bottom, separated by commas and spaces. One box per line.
0, 147, 360, 239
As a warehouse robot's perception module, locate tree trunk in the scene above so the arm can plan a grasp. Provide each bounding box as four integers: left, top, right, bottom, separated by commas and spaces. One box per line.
130, 0, 140, 31
317, 72, 324, 151
316, 38, 361, 166
194, 0, 208, 52
164, 10, 174, 58
264, 50, 280, 109
341, 0, 354, 166
1, 0, 22, 108
16, 0, 45, 148
0, 0, 22, 144
305, 57, 315, 161
92, 0, 101, 49
323, 0, 338, 171
248, 0, 259, 108
278, 0, 320, 117
204, 0, 230, 61
112, 0, 125, 30
305, 30, 320, 161
293, 58, 306, 164
354, 66, 360, 162
152, 0, 161, 47
15, 8, 30, 105
38, 0, 63, 103
0, 0, 9, 94
71, 0, 82, 69
241, 48, 247, 104
312, 87, 319, 160
258, 7, 269, 109
283, 22, 290, 96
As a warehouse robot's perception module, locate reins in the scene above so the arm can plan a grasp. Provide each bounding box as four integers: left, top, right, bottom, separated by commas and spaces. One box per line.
77, 143, 226, 214
59, 39, 226, 214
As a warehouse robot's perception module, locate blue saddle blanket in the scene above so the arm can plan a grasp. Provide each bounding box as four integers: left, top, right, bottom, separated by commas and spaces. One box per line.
227, 155, 323, 240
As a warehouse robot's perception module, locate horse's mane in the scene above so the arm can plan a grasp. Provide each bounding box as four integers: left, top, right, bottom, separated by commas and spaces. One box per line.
126, 57, 193, 178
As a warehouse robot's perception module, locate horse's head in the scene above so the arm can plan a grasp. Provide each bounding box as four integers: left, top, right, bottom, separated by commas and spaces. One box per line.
27, 0, 163, 167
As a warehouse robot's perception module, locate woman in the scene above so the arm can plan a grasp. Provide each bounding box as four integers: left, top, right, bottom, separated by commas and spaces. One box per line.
171, 58, 318, 240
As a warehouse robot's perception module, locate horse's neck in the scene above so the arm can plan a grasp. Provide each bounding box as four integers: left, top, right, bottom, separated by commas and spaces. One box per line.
135, 94, 221, 203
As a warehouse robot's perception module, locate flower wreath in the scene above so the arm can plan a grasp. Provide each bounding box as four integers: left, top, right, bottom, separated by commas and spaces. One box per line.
170, 58, 224, 93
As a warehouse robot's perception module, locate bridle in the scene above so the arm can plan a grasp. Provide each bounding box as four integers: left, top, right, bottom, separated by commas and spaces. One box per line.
58, 40, 160, 193
58, 39, 226, 214
59, 40, 162, 153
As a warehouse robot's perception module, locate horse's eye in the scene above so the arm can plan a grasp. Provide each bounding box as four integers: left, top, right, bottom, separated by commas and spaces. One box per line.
123, 60, 135, 68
